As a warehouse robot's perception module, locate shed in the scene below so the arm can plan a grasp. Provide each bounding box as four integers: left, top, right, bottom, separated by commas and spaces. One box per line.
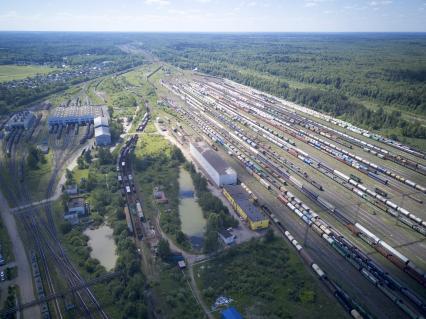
68, 197, 86, 216
178, 260, 186, 269
221, 307, 243, 319
65, 184, 78, 195
218, 229, 235, 245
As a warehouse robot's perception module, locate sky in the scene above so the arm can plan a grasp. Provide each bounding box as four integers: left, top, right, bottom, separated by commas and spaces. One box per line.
0, 0, 425, 32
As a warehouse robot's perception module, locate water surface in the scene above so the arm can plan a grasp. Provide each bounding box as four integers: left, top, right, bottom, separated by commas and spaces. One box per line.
178, 166, 206, 248
84, 225, 117, 271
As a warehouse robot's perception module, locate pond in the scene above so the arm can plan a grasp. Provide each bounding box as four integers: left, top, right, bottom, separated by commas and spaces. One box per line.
84, 224, 117, 271
178, 166, 206, 249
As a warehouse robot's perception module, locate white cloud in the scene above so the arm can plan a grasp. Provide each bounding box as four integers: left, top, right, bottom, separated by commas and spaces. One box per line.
304, 0, 332, 8
369, 1, 392, 6
144, 0, 170, 6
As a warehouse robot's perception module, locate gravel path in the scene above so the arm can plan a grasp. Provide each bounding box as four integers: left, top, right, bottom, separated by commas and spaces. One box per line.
0, 190, 40, 319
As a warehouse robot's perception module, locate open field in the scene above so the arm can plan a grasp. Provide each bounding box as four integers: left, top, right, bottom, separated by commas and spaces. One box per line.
195, 237, 347, 319
0, 65, 56, 83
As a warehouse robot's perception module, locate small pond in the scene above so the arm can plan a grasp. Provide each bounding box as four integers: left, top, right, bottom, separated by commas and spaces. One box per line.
178, 166, 206, 248
84, 225, 117, 271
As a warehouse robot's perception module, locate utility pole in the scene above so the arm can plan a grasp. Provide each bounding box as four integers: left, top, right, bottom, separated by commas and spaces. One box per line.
355, 202, 361, 225
303, 222, 309, 247
396, 193, 406, 226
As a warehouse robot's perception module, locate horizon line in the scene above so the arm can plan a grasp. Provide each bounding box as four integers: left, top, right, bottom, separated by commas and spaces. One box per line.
1, 30, 426, 34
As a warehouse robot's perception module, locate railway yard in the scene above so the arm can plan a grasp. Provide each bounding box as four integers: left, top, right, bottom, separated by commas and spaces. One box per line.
0, 89, 115, 318
156, 72, 426, 319
0, 61, 425, 319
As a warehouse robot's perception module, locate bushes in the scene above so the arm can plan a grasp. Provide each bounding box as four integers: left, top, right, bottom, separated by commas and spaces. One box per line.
27, 146, 45, 170
196, 238, 342, 318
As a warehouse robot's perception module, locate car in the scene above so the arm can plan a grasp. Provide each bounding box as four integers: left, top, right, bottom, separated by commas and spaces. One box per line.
0, 271, 5, 282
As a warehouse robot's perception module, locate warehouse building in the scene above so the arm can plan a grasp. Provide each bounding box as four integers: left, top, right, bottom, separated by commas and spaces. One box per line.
94, 116, 111, 145
48, 105, 108, 126
95, 126, 111, 145
190, 142, 237, 187
5, 111, 36, 130
64, 197, 88, 225
223, 185, 269, 230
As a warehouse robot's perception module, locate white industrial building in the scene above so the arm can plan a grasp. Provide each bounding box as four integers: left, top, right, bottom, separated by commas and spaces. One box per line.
190, 142, 237, 187
5, 111, 36, 130
95, 126, 111, 146
48, 105, 108, 126
94, 115, 111, 146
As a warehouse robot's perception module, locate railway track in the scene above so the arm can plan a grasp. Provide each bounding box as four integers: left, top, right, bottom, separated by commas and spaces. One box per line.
163, 77, 426, 319
4, 119, 109, 318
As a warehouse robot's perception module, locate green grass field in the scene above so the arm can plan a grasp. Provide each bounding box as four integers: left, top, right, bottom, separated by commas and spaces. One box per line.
0, 65, 57, 83
25, 151, 53, 202
195, 237, 348, 319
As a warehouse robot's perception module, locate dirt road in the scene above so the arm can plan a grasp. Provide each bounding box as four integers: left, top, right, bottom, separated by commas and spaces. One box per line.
0, 190, 40, 319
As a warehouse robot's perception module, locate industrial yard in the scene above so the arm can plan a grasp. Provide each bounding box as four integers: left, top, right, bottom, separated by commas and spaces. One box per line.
147, 66, 426, 319
0, 56, 425, 319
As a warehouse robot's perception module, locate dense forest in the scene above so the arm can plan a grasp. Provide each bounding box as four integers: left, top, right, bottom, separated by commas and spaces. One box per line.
139, 33, 426, 141
1, 32, 425, 143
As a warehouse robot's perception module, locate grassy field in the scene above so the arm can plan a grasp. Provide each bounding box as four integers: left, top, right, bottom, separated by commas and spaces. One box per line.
25, 150, 53, 202
151, 264, 205, 319
0, 64, 56, 83
195, 237, 347, 319
133, 131, 184, 247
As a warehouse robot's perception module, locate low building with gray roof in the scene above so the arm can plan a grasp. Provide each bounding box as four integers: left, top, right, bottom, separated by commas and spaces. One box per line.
190, 142, 237, 187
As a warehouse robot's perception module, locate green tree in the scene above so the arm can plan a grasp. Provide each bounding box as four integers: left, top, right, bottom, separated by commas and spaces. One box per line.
98, 148, 113, 165
84, 150, 92, 164
65, 169, 75, 185
158, 238, 171, 260
176, 231, 186, 244
265, 228, 275, 242
77, 155, 86, 169
60, 222, 72, 234
203, 230, 218, 253
27, 146, 39, 169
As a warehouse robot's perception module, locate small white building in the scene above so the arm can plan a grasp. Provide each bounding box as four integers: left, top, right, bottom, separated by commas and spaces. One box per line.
94, 116, 109, 128
95, 126, 111, 145
190, 142, 237, 187
218, 229, 235, 245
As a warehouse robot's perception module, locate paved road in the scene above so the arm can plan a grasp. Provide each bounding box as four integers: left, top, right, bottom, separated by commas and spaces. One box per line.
0, 190, 40, 319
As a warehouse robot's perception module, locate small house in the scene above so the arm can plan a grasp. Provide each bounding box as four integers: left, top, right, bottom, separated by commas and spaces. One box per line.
67, 197, 87, 217
218, 229, 235, 245
65, 184, 78, 195
178, 260, 186, 269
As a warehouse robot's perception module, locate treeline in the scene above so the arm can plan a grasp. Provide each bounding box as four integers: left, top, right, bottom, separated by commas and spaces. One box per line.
192, 62, 426, 139
142, 33, 426, 140
0, 32, 128, 65
0, 55, 143, 114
